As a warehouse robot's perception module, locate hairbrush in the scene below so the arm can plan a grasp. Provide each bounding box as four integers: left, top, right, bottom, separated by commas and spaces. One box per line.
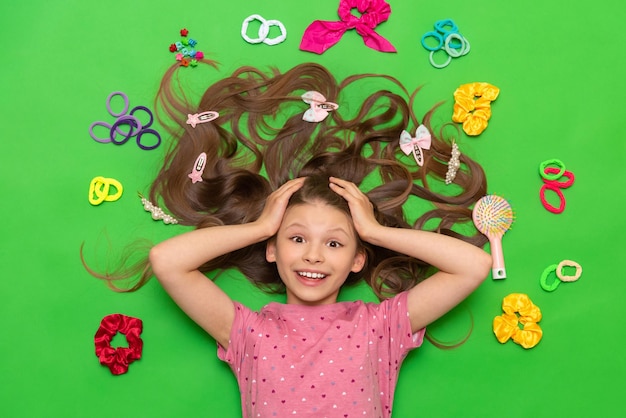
472, 194, 514, 279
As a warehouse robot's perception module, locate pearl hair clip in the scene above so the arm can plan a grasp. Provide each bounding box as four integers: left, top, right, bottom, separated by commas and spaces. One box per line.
445, 141, 461, 184
138, 193, 179, 225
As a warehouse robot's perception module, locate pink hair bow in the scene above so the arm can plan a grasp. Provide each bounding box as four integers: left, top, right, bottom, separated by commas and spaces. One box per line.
300, 0, 396, 54
302, 91, 338, 122
399, 125, 431, 166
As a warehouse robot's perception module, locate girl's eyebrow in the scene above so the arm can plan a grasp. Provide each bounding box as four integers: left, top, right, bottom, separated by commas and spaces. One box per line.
284, 222, 352, 238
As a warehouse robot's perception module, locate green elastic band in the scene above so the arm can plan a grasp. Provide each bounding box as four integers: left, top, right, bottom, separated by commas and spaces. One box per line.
539, 159, 565, 181
540, 264, 561, 292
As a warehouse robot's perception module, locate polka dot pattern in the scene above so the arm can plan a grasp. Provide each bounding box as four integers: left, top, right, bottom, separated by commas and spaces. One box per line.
218, 292, 424, 417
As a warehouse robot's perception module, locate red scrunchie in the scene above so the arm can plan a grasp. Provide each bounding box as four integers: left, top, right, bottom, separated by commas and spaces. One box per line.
94, 314, 143, 375
300, 0, 396, 54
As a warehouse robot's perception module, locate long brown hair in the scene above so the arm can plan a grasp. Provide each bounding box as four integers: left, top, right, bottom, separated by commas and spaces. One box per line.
83, 60, 488, 299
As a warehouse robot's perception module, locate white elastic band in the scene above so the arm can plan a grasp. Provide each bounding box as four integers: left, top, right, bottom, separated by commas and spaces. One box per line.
241, 14, 286, 46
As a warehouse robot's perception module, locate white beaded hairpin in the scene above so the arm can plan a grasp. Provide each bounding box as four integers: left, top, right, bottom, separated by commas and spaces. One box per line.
445, 141, 461, 185
138, 193, 179, 225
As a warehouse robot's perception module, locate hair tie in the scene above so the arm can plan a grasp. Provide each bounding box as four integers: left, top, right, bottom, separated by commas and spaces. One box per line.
452, 82, 500, 136
541, 260, 583, 291
493, 293, 542, 349
241, 14, 287, 46
89, 176, 123, 205
94, 314, 143, 375
300, 0, 396, 54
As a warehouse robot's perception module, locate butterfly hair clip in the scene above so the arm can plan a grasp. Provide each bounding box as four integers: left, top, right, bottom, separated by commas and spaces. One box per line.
301, 91, 338, 123
399, 125, 431, 166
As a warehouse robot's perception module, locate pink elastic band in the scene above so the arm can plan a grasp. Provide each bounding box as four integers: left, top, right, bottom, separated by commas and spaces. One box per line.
299, 0, 396, 54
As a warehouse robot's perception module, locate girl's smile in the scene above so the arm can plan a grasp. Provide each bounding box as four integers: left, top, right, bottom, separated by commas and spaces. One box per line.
266, 201, 366, 306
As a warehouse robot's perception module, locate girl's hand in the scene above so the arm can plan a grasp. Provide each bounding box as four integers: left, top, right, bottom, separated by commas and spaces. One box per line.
255, 178, 305, 237
328, 177, 381, 241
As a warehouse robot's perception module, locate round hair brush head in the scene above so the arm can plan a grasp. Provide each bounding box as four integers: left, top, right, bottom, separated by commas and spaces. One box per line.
472, 194, 514, 279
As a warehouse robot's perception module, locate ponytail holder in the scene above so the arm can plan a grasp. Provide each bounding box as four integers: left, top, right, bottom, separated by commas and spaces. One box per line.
89, 176, 123, 205
493, 293, 543, 349
300, 0, 396, 54
94, 314, 143, 375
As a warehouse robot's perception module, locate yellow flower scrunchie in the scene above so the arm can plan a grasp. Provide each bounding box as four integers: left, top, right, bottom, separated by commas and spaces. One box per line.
452, 82, 500, 136
493, 293, 542, 349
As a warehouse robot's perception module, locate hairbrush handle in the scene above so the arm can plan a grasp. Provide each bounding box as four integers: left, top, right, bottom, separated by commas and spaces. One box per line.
488, 235, 506, 279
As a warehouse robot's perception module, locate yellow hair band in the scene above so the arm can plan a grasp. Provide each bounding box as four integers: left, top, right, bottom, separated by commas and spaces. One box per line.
452, 82, 500, 136
493, 293, 542, 349
89, 176, 123, 205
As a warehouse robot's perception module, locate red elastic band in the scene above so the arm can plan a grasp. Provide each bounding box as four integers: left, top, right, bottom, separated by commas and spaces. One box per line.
94, 314, 143, 375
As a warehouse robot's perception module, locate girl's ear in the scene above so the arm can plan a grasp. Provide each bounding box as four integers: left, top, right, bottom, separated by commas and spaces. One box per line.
351, 249, 366, 273
266, 239, 277, 263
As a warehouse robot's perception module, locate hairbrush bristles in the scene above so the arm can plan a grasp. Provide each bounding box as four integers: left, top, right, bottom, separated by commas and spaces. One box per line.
472, 194, 514, 279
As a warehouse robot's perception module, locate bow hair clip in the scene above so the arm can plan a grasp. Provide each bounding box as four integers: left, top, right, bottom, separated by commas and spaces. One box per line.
399, 125, 431, 166
186, 111, 219, 128
301, 91, 338, 123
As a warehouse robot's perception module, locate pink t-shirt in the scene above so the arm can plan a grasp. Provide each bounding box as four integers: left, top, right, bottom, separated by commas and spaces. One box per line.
218, 291, 425, 417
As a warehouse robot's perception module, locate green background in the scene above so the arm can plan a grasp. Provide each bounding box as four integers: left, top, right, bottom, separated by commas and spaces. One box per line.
1, 0, 624, 417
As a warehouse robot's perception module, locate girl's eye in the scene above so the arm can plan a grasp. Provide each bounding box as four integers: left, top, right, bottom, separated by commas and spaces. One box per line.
290, 236, 305, 243
328, 240, 343, 248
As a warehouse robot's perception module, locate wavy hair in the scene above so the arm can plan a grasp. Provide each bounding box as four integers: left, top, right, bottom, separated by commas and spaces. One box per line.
83, 60, 488, 300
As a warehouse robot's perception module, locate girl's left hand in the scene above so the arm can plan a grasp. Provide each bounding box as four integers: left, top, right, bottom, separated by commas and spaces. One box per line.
328, 177, 381, 241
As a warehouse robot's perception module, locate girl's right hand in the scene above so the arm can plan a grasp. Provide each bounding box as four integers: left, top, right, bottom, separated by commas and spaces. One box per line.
255, 178, 305, 237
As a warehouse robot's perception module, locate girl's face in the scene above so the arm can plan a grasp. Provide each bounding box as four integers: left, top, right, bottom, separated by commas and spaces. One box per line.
266, 201, 366, 306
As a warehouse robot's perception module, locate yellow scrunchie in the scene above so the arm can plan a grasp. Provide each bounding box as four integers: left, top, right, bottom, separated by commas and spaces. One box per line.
452, 82, 500, 136
493, 293, 542, 349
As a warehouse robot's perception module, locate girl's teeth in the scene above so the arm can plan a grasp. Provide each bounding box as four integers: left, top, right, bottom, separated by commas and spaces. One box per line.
299, 272, 325, 279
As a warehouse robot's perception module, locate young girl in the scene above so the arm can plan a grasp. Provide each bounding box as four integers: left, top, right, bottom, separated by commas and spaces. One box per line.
95, 61, 491, 417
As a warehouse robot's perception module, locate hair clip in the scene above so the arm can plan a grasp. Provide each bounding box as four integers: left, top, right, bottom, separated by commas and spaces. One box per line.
445, 141, 461, 184
301, 91, 338, 122
399, 125, 431, 166
186, 111, 219, 128
188, 152, 207, 183
138, 193, 178, 225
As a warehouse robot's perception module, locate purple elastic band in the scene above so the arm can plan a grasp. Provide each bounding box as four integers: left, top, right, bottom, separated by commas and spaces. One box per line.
106, 91, 130, 118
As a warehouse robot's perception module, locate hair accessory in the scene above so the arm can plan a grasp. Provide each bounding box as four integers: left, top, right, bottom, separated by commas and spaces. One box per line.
472, 194, 514, 279
539, 166, 575, 214
541, 260, 582, 291
168, 28, 203, 66
445, 141, 461, 184
399, 125, 431, 166
556, 259, 582, 282
539, 158, 566, 181
89, 91, 161, 150
89, 176, 123, 206
493, 293, 542, 349
300, 0, 396, 54
186, 111, 219, 128
301, 91, 338, 122
452, 82, 500, 136
241, 14, 287, 46
540, 264, 561, 292
188, 152, 207, 183
94, 314, 143, 375
139, 193, 179, 225
421, 19, 470, 69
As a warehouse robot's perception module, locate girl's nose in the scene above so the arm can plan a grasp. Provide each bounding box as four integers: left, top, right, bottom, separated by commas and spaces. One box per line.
303, 245, 324, 263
